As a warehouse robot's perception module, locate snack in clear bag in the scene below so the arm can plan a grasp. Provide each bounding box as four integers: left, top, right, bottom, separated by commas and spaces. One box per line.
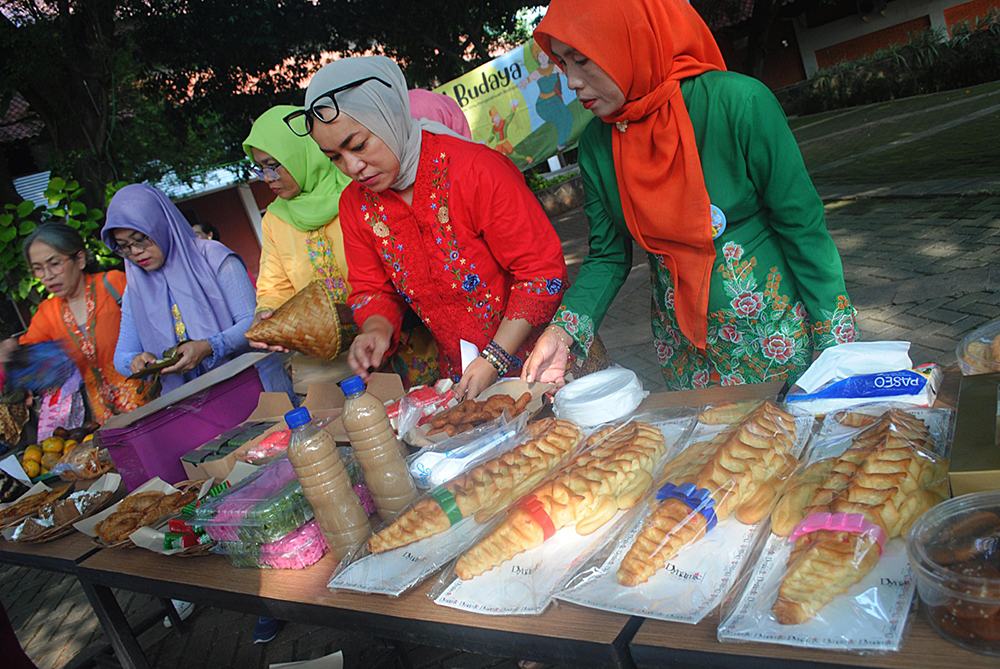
193, 457, 315, 544
454, 421, 671, 579
718, 405, 954, 651
214, 518, 329, 569
429, 412, 697, 616
406, 410, 528, 489
617, 401, 802, 586
552, 401, 815, 624
327, 418, 584, 597
51, 445, 115, 481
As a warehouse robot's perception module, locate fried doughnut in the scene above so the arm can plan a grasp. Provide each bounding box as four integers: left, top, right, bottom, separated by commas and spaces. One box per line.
97, 511, 144, 543
512, 391, 532, 414
118, 491, 165, 513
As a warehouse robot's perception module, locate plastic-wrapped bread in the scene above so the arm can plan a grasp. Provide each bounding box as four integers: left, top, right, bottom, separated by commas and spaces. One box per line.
617, 401, 799, 587
769, 409, 950, 625
367, 419, 584, 553
455, 421, 668, 579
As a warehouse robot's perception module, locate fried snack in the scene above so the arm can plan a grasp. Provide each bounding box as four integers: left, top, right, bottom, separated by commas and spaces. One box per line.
769, 409, 949, 625
95, 511, 145, 543
117, 491, 166, 513
617, 402, 799, 587
455, 422, 668, 579
0, 487, 69, 523
697, 401, 761, 425
95, 489, 198, 544
368, 418, 584, 553
832, 411, 879, 428
427, 392, 533, 436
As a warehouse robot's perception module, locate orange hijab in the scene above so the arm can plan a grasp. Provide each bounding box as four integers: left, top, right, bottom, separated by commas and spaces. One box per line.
535, 0, 726, 349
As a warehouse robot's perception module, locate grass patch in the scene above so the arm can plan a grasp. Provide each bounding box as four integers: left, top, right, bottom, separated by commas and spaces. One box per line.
812, 111, 1000, 184
788, 80, 1000, 142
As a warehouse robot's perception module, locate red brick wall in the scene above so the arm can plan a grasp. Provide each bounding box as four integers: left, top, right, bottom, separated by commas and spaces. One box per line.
944, 0, 1000, 34
814, 15, 932, 69
177, 188, 262, 277
250, 180, 275, 211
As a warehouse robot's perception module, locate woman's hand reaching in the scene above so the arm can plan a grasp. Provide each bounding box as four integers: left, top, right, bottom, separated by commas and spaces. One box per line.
161, 340, 213, 375
347, 316, 393, 381
521, 325, 573, 387
130, 352, 158, 375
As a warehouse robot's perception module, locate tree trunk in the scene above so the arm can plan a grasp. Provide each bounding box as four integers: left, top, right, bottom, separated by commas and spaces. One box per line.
744, 0, 777, 81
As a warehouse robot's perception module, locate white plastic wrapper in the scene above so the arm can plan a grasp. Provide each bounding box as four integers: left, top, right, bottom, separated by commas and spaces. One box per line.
406, 411, 529, 489
554, 401, 815, 624
328, 418, 586, 597
553, 367, 649, 427
718, 404, 954, 652
429, 411, 697, 616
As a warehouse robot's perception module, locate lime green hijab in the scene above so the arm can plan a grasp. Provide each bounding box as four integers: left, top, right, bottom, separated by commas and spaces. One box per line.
242, 105, 354, 232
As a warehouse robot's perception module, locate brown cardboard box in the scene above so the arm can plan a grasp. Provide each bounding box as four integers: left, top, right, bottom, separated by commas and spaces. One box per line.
180, 373, 405, 481
949, 372, 1000, 496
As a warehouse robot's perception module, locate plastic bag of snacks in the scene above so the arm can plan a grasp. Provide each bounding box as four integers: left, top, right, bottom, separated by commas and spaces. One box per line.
193, 457, 314, 544
51, 445, 115, 481
553, 401, 815, 624
430, 411, 697, 616
718, 404, 953, 652
214, 518, 329, 569
328, 418, 585, 597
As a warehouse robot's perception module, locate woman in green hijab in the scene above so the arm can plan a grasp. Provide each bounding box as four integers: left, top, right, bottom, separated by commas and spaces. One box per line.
244, 106, 439, 386
244, 105, 355, 337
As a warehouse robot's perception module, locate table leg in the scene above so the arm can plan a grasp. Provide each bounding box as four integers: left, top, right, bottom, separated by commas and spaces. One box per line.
159, 597, 184, 632
78, 580, 151, 669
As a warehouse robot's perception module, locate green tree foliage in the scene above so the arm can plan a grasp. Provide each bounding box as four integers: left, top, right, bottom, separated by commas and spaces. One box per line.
0, 176, 121, 308
0, 1, 536, 213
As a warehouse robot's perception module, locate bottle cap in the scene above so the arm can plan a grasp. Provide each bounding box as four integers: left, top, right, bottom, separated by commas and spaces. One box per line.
284, 407, 312, 429
341, 375, 365, 396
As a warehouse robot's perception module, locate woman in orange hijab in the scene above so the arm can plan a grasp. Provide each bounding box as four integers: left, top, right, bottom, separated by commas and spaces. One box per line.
523, 0, 857, 390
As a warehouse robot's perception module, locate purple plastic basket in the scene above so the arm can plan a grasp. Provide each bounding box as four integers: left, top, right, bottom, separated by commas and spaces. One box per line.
100, 364, 263, 490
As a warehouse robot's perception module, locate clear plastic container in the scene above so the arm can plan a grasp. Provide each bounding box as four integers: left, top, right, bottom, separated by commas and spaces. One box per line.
215, 519, 329, 569
907, 491, 1000, 656
193, 457, 314, 544
956, 319, 1000, 375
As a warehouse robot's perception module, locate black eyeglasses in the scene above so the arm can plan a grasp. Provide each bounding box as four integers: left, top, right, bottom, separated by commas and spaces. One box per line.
114, 234, 153, 258
283, 76, 393, 137
251, 163, 283, 180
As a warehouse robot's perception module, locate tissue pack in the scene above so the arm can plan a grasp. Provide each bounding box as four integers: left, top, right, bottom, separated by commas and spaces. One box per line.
787, 364, 941, 415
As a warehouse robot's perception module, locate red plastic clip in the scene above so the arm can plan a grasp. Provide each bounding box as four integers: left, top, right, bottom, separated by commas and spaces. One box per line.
517, 495, 556, 540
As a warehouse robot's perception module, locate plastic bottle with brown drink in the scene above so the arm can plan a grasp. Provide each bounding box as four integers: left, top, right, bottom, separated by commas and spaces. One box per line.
285, 407, 370, 560
340, 375, 418, 521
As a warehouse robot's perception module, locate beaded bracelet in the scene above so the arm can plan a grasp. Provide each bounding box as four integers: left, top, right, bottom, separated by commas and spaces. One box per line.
480, 341, 517, 376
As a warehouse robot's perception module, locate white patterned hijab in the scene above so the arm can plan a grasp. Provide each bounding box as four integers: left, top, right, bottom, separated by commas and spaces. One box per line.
304, 56, 473, 191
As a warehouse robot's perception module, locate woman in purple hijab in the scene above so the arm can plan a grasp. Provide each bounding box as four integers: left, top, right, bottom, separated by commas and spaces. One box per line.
103, 184, 292, 398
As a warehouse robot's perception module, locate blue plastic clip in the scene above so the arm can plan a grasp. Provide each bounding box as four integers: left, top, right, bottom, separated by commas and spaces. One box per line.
655, 482, 718, 533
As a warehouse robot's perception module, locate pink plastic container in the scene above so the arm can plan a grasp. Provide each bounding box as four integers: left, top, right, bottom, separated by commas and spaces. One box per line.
100, 364, 263, 490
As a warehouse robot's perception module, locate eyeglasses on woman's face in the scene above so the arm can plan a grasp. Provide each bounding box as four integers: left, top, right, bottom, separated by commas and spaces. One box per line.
30, 255, 73, 278
283, 76, 393, 137
113, 233, 153, 258
251, 164, 283, 181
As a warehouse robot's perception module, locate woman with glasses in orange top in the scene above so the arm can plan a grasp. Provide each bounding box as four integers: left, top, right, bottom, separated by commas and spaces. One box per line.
0, 223, 147, 423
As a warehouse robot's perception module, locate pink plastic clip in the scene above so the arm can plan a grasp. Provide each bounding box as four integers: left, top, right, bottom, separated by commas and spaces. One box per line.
789, 512, 887, 556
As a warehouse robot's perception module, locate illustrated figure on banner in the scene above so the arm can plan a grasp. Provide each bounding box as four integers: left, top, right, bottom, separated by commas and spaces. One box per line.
486, 100, 533, 165
520, 41, 575, 150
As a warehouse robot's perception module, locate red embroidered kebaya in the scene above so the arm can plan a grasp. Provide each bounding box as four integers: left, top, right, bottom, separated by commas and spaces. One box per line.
343, 132, 567, 379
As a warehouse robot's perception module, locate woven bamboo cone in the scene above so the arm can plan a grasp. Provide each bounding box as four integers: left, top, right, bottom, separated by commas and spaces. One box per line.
245, 281, 341, 359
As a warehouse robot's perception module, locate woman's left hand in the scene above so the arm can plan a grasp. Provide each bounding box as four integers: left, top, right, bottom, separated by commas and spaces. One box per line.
454, 357, 499, 401
161, 340, 213, 375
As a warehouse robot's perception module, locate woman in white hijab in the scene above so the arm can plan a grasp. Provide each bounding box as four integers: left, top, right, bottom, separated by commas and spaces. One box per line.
290, 56, 568, 399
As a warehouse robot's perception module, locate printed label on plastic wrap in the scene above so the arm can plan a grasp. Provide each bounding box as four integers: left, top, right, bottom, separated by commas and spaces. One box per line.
717, 534, 915, 651
553, 409, 815, 624
716, 403, 953, 651
429, 417, 695, 616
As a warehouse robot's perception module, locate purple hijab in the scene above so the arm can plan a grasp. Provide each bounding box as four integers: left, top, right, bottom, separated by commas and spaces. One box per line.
101, 184, 237, 357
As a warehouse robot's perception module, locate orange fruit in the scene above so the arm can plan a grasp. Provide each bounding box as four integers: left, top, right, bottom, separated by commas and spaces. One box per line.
63, 439, 79, 455
42, 436, 65, 453
23, 445, 42, 463
41, 452, 61, 471
22, 460, 40, 478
